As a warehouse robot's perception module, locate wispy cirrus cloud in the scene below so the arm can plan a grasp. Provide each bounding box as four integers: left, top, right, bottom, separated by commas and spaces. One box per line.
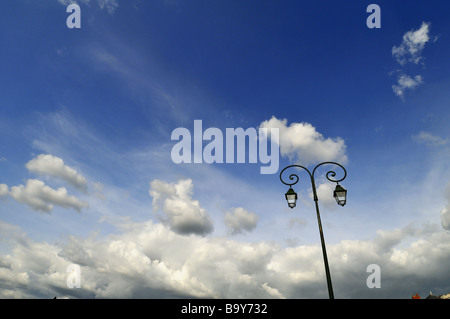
57, 0, 119, 14
412, 131, 448, 147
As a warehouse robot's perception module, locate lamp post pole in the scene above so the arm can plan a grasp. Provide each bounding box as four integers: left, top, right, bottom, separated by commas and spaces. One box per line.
279, 162, 347, 300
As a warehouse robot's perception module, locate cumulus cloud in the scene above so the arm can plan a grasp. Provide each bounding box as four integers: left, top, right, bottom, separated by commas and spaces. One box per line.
392, 22, 431, 65
442, 208, 450, 231
26, 154, 87, 191
0, 184, 9, 198
441, 184, 450, 231
149, 179, 214, 236
1, 220, 450, 299
260, 282, 285, 299
309, 182, 337, 210
8, 179, 88, 213
224, 207, 259, 235
392, 74, 423, 97
259, 116, 347, 165
1, 154, 89, 213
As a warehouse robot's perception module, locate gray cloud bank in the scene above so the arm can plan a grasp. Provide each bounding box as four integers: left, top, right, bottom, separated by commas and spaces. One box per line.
1, 219, 449, 299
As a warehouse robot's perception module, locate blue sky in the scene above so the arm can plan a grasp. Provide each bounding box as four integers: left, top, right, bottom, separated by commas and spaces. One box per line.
1, 0, 450, 299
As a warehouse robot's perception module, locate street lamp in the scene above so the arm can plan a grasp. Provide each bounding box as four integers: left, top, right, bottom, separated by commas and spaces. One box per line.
285, 187, 298, 208
279, 162, 347, 299
333, 184, 347, 207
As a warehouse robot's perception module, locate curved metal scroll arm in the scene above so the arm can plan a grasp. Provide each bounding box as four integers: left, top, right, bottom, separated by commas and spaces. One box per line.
280, 161, 347, 187
312, 161, 347, 184
279, 164, 311, 187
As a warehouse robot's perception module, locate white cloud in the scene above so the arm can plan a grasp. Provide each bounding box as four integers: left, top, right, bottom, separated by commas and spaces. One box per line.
0, 184, 9, 198
309, 182, 337, 210
413, 131, 448, 147
96, 0, 119, 14
149, 179, 214, 236
57, 0, 118, 14
392, 74, 423, 97
224, 207, 259, 235
260, 282, 285, 299
259, 116, 347, 165
1, 153, 90, 214
26, 154, 87, 191
441, 208, 450, 231
441, 184, 450, 231
392, 22, 431, 65
8, 179, 88, 213
2, 220, 450, 299
390, 22, 434, 98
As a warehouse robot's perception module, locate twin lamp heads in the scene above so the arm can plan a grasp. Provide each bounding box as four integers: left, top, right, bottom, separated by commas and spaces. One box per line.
285, 184, 347, 209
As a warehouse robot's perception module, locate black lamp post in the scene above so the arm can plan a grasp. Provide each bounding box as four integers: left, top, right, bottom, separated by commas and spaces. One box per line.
279, 162, 347, 299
